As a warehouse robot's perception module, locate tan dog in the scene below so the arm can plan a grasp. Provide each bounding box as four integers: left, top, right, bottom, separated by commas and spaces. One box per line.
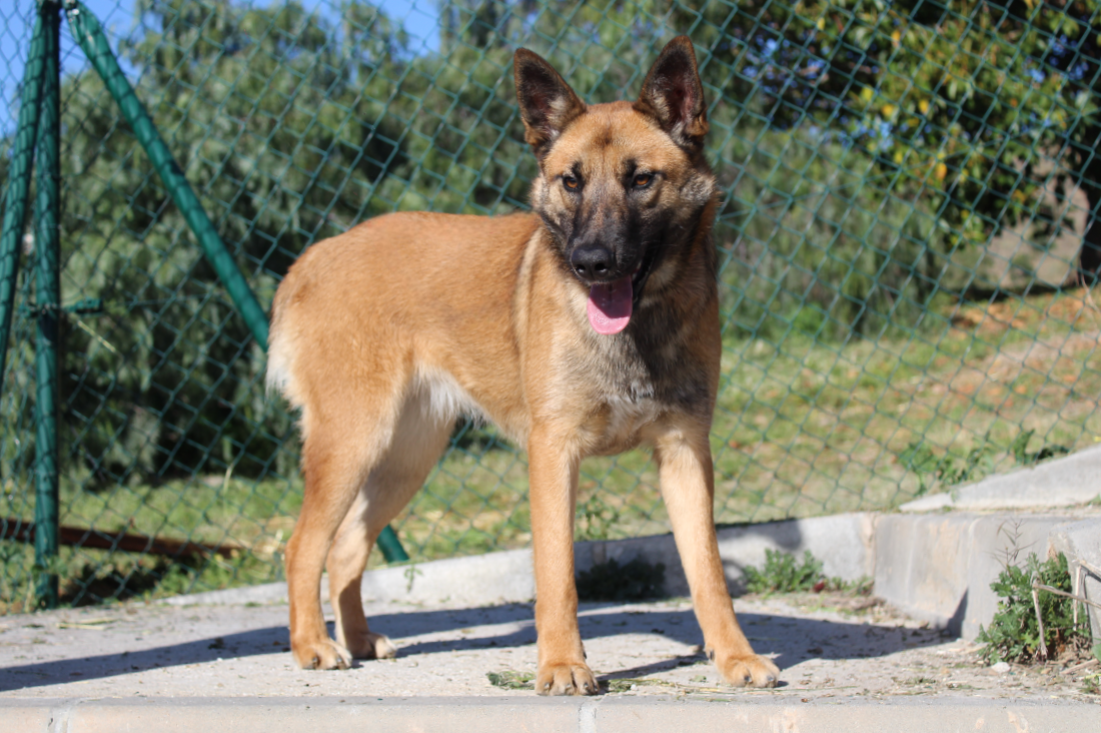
267, 36, 780, 695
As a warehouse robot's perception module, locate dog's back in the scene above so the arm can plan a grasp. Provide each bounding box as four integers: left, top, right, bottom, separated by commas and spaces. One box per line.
268, 210, 539, 439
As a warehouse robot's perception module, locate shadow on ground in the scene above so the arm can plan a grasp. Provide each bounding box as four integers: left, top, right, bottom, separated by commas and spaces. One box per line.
0, 601, 943, 692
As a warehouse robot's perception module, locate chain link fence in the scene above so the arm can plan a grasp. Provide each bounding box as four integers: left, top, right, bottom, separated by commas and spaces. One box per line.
2, 0, 1101, 612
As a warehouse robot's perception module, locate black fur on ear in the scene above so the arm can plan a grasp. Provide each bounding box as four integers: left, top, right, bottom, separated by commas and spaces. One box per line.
514, 48, 586, 160
634, 36, 708, 151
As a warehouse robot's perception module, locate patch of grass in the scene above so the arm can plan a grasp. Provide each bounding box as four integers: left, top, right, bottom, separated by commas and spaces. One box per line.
0, 538, 280, 614
900, 427, 1072, 498
977, 552, 1093, 666
743, 549, 824, 594
0, 473, 295, 611
604, 677, 672, 693
486, 670, 534, 690
6, 288, 1101, 611
576, 557, 666, 602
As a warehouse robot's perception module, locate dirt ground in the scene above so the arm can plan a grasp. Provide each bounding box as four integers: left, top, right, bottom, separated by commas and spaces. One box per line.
2, 588, 1098, 703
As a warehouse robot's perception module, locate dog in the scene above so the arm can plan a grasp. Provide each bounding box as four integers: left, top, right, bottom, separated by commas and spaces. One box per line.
266, 36, 780, 695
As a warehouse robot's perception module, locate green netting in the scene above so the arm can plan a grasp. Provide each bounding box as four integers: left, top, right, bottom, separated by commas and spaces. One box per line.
3, 0, 1101, 612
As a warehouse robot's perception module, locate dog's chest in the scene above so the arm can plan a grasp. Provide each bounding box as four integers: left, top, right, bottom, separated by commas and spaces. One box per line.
575, 328, 706, 452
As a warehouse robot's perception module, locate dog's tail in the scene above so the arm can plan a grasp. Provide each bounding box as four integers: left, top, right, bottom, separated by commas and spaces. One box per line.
265, 273, 300, 406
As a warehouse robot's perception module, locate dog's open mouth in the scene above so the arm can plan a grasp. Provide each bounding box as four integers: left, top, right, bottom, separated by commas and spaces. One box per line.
585, 254, 654, 335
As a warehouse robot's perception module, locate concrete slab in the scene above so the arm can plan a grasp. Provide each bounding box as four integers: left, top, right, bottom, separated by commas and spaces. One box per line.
2, 696, 1098, 733
0, 701, 53, 732
900, 442, 1101, 512
0, 591, 1093, 702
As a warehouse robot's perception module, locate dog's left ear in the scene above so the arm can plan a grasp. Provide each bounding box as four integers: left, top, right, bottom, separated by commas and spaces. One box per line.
635, 36, 708, 150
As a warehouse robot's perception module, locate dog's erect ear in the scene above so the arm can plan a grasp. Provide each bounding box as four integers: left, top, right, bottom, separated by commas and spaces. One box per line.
514, 49, 586, 160
635, 36, 708, 150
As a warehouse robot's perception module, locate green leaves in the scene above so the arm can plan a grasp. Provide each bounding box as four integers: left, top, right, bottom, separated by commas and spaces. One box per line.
977, 552, 1090, 665
743, 549, 825, 594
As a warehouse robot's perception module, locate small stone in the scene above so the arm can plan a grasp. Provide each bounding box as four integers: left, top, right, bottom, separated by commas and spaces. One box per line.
991, 662, 1010, 675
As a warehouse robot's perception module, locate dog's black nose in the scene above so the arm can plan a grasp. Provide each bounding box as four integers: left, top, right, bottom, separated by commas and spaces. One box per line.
570, 245, 613, 281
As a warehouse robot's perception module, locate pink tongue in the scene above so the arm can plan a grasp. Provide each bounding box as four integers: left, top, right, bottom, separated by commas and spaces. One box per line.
586, 276, 633, 335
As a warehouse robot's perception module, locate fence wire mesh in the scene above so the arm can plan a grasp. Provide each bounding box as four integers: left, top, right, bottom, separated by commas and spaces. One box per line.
3, 0, 1101, 612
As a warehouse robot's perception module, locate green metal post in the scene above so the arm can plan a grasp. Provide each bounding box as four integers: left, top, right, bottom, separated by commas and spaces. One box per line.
65, 0, 269, 348
376, 525, 409, 563
0, 14, 47, 397
63, 0, 409, 564
33, 0, 62, 609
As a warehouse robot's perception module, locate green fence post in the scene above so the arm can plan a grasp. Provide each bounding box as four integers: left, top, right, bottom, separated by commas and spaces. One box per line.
33, 0, 62, 609
64, 0, 268, 348
376, 525, 409, 563
0, 13, 47, 397
63, 0, 409, 565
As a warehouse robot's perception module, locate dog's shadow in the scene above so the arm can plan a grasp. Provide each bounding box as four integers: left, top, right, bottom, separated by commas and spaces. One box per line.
0, 601, 944, 692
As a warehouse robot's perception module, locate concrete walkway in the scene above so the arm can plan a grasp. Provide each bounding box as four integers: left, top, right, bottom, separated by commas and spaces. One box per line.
2, 589, 1100, 730
5, 443, 1101, 729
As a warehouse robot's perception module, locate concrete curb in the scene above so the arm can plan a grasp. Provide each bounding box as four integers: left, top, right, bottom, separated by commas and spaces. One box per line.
3, 696, 1098, 732
157, 440, 1101, 643
872, 513, 1082, 639
163, 511, 1101, 641
163, 513, 876, 608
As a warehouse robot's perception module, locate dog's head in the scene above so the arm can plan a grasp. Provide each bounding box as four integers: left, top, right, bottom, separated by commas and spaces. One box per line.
514, 36, 716, 335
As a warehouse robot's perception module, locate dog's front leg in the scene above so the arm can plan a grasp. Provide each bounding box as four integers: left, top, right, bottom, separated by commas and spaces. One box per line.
528, 427, 598, 696
654, 425, 780, 688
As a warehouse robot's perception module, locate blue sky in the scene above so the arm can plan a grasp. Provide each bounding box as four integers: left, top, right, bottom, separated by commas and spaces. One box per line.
1, 0, 443, 135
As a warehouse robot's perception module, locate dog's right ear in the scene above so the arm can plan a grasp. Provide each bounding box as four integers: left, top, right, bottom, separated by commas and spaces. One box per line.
514, 49, 586, 160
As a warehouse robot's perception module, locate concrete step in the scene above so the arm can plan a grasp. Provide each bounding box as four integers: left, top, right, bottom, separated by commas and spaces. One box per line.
3, 696, 1097, 732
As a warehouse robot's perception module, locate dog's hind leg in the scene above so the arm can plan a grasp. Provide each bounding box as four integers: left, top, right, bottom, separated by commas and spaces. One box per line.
326, 388, 453, 660
285, 371, 410, 671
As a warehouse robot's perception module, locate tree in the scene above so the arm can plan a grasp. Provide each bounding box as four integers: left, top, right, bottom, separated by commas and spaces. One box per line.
674, 0, 1101, 284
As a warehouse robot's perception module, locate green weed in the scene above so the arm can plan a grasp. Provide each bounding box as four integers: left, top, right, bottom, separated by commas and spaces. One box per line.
977, 553, 1092, 665
486, 670, 534, 690
742, 549, 824, 594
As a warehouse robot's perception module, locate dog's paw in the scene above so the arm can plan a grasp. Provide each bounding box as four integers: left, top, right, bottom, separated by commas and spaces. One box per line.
345, 631, 397, 660
716, 652, 779, 688
292, 638, 353, 670
536, 662, 599, 696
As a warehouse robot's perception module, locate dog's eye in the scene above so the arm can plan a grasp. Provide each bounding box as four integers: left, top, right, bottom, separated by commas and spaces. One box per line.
562, 175, 580, 191
633, 174, 653, 188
